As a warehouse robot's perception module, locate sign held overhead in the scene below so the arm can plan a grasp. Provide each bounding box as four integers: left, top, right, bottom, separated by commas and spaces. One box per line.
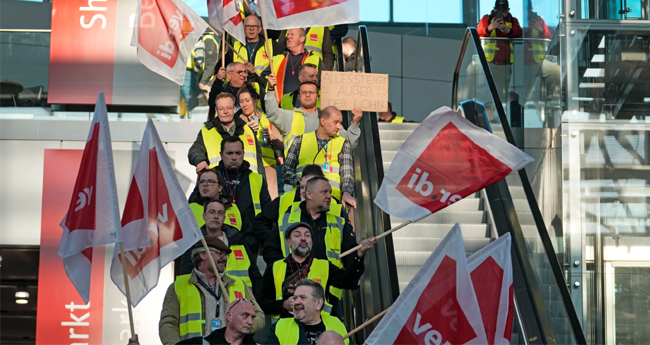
320, 71, 389, 112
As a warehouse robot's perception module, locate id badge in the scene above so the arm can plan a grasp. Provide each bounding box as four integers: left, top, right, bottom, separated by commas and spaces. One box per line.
212, 319, 222, 331
323, 162, 332, 173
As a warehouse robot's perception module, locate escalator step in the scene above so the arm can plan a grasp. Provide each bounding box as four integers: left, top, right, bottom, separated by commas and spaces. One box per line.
391, 223, 490, 239
391, 210, 487, 225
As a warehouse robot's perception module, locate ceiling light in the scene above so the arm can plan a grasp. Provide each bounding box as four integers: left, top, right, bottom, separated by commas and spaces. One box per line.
15, 291, 29, 299
15, 299, 28, 305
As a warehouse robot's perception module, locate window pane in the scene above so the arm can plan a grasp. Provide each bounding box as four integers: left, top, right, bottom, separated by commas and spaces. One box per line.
478, 0, 523, 26
393, 0, 462, 23
360, 0, 390, 22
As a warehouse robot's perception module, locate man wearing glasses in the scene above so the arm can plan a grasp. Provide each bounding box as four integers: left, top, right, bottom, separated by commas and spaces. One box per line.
159, 236, 265, 345
207, 62, 265, 122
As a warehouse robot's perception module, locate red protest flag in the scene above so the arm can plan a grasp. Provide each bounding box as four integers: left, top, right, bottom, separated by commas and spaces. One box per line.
58, 92, 121, 303
256, 0, 359, 30
110, 119, 203, 307
207, 0, 246, 44
132, 0, 209, 84
366, 224, 488, 345
375, 106, 533, 222
468, 234, 514, 345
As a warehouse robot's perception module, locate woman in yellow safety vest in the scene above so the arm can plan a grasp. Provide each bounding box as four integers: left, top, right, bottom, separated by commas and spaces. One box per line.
237, 84, 284, 199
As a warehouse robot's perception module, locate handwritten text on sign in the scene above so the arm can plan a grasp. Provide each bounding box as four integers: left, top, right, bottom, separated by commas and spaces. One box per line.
320, 71, 389, 112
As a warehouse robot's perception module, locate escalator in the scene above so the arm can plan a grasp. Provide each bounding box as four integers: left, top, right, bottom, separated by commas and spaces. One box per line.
347, 26, 588, 345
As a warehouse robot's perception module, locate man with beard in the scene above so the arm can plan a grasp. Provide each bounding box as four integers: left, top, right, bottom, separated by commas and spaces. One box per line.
265, 280, 349, 345
159, 237, 265, 345
257, 222, 376, 320
189, 93, 265, 177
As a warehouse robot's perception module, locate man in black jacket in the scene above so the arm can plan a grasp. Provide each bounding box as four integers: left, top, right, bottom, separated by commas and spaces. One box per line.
207, 62, 266, 121
180, 199, 263, 298
177, 298, 258, 345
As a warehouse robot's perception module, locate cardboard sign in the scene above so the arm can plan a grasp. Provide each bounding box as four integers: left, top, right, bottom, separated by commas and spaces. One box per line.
320, 71, 389, 112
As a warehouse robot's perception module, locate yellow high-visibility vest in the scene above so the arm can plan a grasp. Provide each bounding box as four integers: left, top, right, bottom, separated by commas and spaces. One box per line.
304, 27, 325, 60
272, 258, 332, 315
483, 21, 514, 64
233, 40, 273, 74
225, 244, 253, 288
274, 312, 349, 345
296, 132, 346, 201
283, 111, 306, 156
201, 125, 260, 173
174, 274, 247, 340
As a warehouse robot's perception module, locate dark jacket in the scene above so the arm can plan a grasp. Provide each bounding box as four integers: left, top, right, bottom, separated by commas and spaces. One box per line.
207, 72, 267, 121
253, 192, 300, 257
176, 326, 257, 345
187, 116, 265, 179
276, 27, 334, 71
179, 224, 263, 299
261, 201, 358, 269
257, 254, 364, 319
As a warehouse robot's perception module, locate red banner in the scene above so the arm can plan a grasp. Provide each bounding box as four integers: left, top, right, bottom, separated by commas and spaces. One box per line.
36, 149, 106, 344
48, 0, 117, 104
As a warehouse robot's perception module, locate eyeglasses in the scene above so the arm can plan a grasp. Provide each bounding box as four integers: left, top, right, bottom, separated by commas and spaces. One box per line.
208, 248, 229, 257
245, 25, 260, 29
300, 90, 318, 95
199, 179, 218, 186
217, 106, 235, 112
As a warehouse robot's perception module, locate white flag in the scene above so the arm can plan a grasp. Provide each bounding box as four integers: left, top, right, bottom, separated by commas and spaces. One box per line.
468, 234, 514, 345
110, 119, 203, 307
132, 0, 209, 84
58, 92, 121, 303
256, 0, 359, 30
374, 106, 533, 222
366, 224, 488, 345
208, 0, 247, 44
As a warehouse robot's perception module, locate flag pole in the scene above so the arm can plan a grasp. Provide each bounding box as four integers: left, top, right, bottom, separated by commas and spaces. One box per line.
258, 0, 274, 75
118, 242, 137, 338
344, 308, 389, 339
207, 26, 260, 76
339, 220, 412, 258
221, 31, 226, 73
200, 238, 230, 299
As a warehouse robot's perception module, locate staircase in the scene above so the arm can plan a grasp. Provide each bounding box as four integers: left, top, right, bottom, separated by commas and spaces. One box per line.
378, 122, 493, 292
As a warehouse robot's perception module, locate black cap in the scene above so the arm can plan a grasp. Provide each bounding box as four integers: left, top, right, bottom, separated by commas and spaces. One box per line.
495, 0, 509, 8
285, 222, 313, 239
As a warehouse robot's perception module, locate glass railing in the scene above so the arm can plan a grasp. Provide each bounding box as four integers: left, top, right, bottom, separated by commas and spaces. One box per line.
453, 27, 587, 345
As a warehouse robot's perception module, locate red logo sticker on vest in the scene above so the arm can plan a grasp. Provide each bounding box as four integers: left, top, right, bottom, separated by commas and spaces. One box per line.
246, 135, 254, 146
313, 278, 321, 285
263, 53, 268, 59
234, 291, 243, 299
310, 34, 318, 41
229, 215, 237, 225
234, 249, 244, 260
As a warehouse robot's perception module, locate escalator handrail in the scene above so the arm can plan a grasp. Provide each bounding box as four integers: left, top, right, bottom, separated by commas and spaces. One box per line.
453, 27, 588, 345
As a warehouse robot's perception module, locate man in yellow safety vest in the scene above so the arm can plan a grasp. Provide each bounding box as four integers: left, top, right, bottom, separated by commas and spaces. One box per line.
279, 63, 320, 111
159, 236, 265, 345
265, 280, 349, 345
257, 222, 376, 320
180, 199, 263, 299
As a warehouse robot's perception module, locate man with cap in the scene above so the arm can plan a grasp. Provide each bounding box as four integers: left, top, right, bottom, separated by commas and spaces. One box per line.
159, 236, 265, 345
180, 199, 263, 300
477, 0, 522, 99
257, 222, 377, 320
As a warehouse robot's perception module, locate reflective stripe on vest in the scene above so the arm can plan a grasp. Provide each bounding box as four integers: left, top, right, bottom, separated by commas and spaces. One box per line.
272, 259, 332, 315
283, 111, 306, 156
201, 125, 260, 173
274, 312, 350, 345
225, 245, 253, 288
304, 27, 325, 58
233, 40, 272, 74
296, 132, 346, 201
175, 275, 205, 340
483, 21, 514, 64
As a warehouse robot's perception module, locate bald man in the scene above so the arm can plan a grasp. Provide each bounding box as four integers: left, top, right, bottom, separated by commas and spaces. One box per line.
318, 330, 346, 345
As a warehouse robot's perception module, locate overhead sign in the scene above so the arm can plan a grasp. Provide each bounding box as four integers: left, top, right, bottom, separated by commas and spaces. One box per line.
320, 71, 389, 112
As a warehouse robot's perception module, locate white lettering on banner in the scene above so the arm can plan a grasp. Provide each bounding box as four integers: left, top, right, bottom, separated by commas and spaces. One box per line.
413, 313, 451, 345
440, 300, 458, 332
124, 247, 147, 266
405, 169, 462, 206
168, 10, 183, 35
79, 0, 107, 29
62, 302, 91, 345
75, 187, 93, 212
157, 41, 174, 60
